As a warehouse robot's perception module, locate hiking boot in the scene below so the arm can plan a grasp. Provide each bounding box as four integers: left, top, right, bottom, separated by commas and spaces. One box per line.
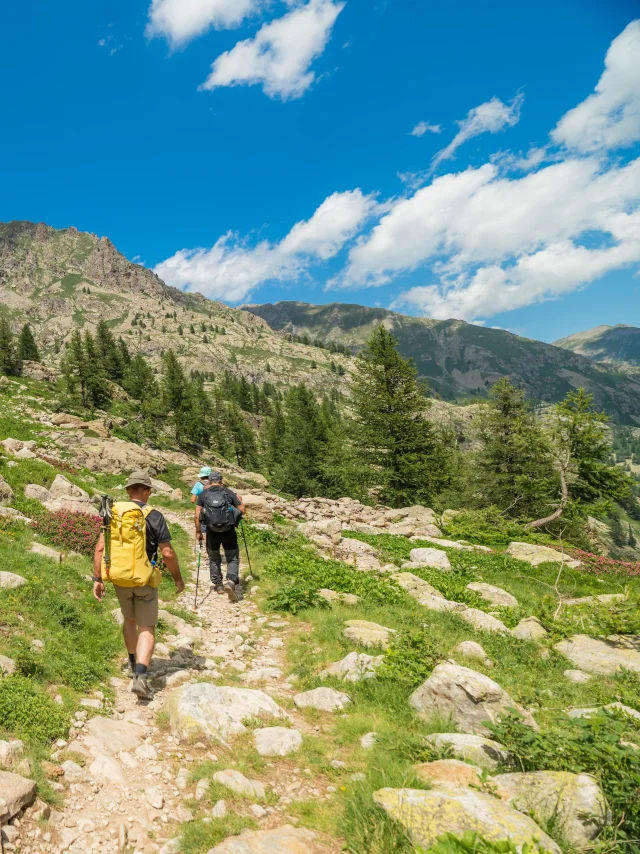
131, 674, 153, 701
215, 583, 225, 595
224, 580, 239, 602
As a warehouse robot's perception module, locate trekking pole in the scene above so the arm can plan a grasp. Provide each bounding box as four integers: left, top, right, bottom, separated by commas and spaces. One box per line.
194, 540, 202, 610
99, 495, 113, 579
240, 521, 259, 581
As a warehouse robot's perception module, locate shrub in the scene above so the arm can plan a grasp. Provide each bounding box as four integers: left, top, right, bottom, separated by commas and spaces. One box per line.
265, 582, 331, 615
378, 626, 440, 691
488, 710, 640, 850
418, 833, 554, 854
0, 676, 69, 743
442, 509, 554, 548
570, 549, 640, 577
33, 509, 101, 555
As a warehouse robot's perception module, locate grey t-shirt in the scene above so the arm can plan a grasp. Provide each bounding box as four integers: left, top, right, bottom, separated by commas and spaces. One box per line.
131, 501, 172, 561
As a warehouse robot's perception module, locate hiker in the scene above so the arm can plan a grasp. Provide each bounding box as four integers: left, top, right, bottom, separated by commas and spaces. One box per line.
190, 466, 213, 504
93, 471, 185, 700
194, 471, 245, 602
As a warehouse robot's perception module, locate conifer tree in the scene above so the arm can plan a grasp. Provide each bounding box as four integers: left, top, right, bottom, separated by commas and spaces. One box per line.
162, 350, 189, 443
18, 324, 39, 362
277, 384, 330, 496
95, 321, 124, 382
83, 331, 112, 408
628, 523, 637, 549
475, 378, 555, 520
264, 400, 286, 471
349, 325, 447, 507
226, 403, 260, 470
123, 354, 158, 402
61, 329, 90, 407
0, 318, 20, 376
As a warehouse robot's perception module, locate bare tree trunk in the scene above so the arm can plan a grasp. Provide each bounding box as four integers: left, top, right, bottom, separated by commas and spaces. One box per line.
526, 466, 569, 529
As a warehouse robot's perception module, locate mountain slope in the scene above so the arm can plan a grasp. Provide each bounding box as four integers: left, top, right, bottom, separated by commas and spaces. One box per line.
554, 325, 640, 374
244, 301, 640, 424
0, 221, 351, 396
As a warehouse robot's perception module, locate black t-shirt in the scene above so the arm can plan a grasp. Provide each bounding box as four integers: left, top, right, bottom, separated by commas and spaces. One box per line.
132, 501, 172, 561
196, 486, 241, 509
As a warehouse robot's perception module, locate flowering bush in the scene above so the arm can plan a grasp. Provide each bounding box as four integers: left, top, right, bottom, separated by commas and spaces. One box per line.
570, 548, 640, 577
33, 509, 102, 556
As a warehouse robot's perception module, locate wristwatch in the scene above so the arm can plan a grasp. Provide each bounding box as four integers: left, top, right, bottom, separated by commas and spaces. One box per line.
92, 577, 103, 584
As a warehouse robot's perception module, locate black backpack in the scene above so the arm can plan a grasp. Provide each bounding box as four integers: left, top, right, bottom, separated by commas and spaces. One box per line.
200, 487, 234, 532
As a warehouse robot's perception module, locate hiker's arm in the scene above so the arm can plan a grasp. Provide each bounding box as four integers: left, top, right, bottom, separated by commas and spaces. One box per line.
160, 542, 184, 593
190, 493, 197, 504
236, 493, 246, 515
92, 534, 105, 602
195, 505, 204, 541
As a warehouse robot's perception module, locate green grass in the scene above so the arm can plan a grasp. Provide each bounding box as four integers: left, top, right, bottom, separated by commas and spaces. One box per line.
243, 523, 640, 852
179, 816, 256, 854
60, 273, 85, 297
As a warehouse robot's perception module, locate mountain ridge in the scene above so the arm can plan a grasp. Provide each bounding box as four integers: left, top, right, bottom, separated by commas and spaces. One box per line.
244, 301, 640, 424
554, 324, 640, 374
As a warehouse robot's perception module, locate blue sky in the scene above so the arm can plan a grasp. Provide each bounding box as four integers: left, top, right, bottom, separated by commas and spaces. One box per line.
1, 0, 639, 342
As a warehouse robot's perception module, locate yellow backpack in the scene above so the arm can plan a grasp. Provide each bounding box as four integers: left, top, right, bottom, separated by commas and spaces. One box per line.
101, 501, 161, 588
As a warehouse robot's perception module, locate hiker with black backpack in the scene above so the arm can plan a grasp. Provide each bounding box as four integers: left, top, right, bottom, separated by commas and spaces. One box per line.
93, 471, 185, 701
194, 471, 245, 602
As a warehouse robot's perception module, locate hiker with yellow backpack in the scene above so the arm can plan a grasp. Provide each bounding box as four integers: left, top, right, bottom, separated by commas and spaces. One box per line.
93, 471, 185, 701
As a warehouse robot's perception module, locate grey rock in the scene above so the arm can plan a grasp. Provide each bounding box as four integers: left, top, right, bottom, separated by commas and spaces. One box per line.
555, 634, 640, 675
317, 588, 360, 606
409, 548, 451, 571
0, 655, 16, 675
253, 727, 303, 757
459, 608, 509, 634
564, 669, 592, 684
24, 484, 52, 502
360, 732, 376, 750
343, 620, 395, 648
494, 771, 609, 850
213, 769, 265, 799
205, 825, 321, 852
506, 542, 580, 568
29, 542, 63, 562
410, 662, 537, 735
0, 770, 36, 821
0, 476, 14, 506
0, 571, 27, 590
165, 683, 288, 744
452, 641, 493, 666
293, 687, 352, 712
467, 582, 518, 608
320, 651, 383, 682
424, 733, 511, 771
512, 616, 548, 641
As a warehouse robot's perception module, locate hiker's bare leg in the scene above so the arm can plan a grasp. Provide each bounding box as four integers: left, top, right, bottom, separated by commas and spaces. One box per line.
123, 618, 139, 655
136, 626, 156, 668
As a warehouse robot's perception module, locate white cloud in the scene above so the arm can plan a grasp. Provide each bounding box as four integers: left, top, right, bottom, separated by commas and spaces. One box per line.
154, 190, 377, 302
146, 0, 262, 46
552, 19, 640, 153
200, 0, 345, 100
431, 94, 523, 172
410, 121, 441, 137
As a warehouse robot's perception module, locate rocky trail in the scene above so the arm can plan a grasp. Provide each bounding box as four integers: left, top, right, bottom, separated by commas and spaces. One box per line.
7, 512, 342, 854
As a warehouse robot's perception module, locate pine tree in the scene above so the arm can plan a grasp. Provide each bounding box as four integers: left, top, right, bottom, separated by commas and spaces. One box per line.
83, 332, 112, 408
609, 513, 627, 548
162, 350, 189, 443
226, 403, 260, 470
349, 325, 448, 507
61, 329, 90, 407
123, 354, 158, 401
628, 523, 637, 549
264, 400, 286, 471
0, 318, 19, 376
475, 378, 556, 520
95, 321, 124, 382
18, 324, 39, 362
277, 384, 330, 497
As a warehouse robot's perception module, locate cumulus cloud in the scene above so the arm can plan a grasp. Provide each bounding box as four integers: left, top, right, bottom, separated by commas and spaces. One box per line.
410, 121, 441, 137
430, 94, 523, 172
147, 0, 262, 46
552, 19, 640, 153
154, 190, 377, 302
200, 0, 345, 100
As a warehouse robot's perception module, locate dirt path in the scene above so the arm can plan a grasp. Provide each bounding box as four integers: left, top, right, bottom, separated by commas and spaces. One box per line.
14, 512, 340, 854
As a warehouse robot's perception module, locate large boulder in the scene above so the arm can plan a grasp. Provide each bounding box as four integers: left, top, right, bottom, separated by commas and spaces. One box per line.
242, 494, 274, 524
53, 434, 165, 475
205, 825, 323, 853
84, 717, 143, 757
507, 542, 580, 568
165, 683, 288, 744
0, 475, 14, 506
554, 634, 640, 675
410, 662, 537, 735
21, 360, 57, 382
335, 537, 381, 572
49, 474, 89, 501
300, 519, 342, 545
0, 770, 36, 822
467, 583, 518, 608
29, 542, 63, 562
459, 608, 509, 634
373, 787, 560, 853
1, 439, 24, 454
414, 759, 486, 789
49, 413, 85, 428
424, 733, 511, 771
494, 771, 608, 850
389, 521, 444, 538
409, 548, 451, 571
24, 484, 52, 502
394, 572, 444, 601
320, 652, 383, 682
343, 620, 395, 648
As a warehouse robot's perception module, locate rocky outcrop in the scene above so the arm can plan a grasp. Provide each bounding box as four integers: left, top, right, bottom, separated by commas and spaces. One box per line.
494, 771, 608, 850
373, 786, 560, 853
408, 547, 451, 571
165, 684, 289, 744
467, 582, 518, 608
410, 662, 537, 735
507, 542, 580, 568
554, 634, 640, 674
0, 771, 36, 822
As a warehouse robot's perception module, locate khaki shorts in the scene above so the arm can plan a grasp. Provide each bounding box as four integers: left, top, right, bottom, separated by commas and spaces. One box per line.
114, 585, 159, 627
